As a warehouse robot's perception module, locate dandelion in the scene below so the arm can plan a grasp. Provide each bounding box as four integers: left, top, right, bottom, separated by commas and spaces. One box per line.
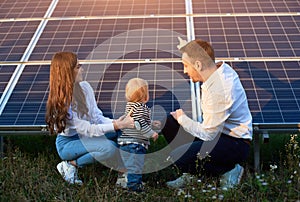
270, 164, 278, 171
211, 195, 217, 200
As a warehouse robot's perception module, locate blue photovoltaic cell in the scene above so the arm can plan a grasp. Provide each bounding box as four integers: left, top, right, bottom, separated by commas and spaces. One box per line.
193, 0, 300, 14
29, 18, 187, 61
52, 0, 185, 17
0, 0, 52, 19
0, 66, 17, 97
0, 65, 49, 125
194, 16, 300, 58
233, 61, 300, 123
0, 21, 40, 62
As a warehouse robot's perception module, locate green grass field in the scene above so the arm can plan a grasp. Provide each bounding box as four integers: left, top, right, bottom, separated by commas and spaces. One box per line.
0, 133, 299, 201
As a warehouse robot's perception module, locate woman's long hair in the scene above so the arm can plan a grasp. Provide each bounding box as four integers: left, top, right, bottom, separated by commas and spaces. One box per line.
45, 52, 87, 135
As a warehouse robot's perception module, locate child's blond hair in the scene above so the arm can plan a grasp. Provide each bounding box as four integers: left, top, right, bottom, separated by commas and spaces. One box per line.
125, 78, 149, 102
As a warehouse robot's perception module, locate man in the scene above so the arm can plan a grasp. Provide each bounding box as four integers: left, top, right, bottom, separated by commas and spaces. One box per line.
162, 38, 252, 189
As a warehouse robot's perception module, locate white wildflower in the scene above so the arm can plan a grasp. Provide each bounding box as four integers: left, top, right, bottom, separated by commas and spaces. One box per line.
184, 193, 192, 198
207, 184, 213, 188
177, 188, 185, 196
221, 187, 228, 191
218, 194, 224, 200
270, 164, 278, 171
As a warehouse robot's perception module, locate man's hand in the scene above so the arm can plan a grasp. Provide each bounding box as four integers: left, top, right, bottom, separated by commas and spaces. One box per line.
170, 109, 185, 121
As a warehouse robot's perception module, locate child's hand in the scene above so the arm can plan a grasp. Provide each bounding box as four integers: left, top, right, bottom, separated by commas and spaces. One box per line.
152, 132, 159, 142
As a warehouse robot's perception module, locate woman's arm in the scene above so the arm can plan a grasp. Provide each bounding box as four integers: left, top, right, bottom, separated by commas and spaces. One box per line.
73, 112, 134, 137
80, 81, 112, 124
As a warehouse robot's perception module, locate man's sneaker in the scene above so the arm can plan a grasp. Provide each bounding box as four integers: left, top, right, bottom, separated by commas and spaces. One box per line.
56, 161, 83, 185
220, 164, 244, 189
166, 173, 194, 189
116, 172, 127, 189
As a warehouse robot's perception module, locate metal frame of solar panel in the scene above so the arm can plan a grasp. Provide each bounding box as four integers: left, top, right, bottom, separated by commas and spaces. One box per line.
0, 0, 299, 171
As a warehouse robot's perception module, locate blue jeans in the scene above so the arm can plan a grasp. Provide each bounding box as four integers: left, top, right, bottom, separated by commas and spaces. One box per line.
120, 143, 146, 190
56, 133, 120, 168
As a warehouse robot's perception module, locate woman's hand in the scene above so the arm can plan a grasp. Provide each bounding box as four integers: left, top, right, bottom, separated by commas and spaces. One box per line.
113, 114, 134, 130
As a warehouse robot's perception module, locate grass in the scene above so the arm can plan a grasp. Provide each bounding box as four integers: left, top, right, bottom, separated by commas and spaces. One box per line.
0, 133, 299, 201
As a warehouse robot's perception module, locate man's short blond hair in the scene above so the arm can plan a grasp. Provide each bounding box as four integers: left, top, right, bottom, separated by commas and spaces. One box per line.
180, 39, 215, 67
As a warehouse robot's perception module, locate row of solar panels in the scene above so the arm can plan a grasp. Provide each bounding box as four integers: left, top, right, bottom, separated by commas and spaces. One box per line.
0, 0, 299, 133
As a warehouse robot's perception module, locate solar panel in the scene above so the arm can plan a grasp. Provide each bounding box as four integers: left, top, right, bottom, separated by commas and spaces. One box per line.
0, 21, 40, 61
0, 65, 49, 125
0, 0, 52, 19
232, 61, 300, 123
0, 65, 17, 96
194, 16, 300, 58
0, 63, 192, 125
52, 0, 185, 17
0, 0, 299, 130
29, 18, 187, 61
193, 0, 300, 13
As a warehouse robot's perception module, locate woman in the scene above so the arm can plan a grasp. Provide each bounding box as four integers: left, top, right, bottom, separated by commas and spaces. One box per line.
45, 52, 134, 185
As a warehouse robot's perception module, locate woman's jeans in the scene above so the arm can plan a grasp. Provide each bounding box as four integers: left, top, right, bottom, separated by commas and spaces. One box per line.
162, 115, 250, 176
120, 143, 146, 191
56, 133, 121, 169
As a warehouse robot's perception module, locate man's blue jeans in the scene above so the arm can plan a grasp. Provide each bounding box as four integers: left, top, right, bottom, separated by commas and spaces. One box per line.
120, 143, 146, 191
162, 115, 250, 176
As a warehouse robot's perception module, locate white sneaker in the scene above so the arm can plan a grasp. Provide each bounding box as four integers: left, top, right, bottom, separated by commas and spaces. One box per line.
116, 172, 127, 189
57, 161, 83, 185
166, 173, 194, 189
220, 164, 244, 189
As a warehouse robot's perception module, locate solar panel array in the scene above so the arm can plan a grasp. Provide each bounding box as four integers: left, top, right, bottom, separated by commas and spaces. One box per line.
0, 0, 299, 128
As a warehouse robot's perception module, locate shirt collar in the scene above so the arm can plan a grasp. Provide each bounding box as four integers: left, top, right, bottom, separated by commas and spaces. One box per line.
202, 61, 225, 90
